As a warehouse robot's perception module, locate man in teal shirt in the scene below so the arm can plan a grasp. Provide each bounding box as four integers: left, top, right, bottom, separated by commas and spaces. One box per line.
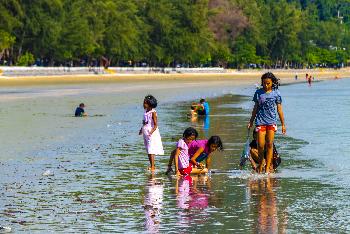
198, 98, 210, 115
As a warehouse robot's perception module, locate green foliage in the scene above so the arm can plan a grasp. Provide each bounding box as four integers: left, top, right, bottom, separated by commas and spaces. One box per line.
102, 0, 147, 62
1, 0, 350, 67
16, 51, 34, 66
0, 0, 22, 59
18, 0, 63, 62
0, 30, 15, 52
212, 44, 232, 67
233, 37, 260, 68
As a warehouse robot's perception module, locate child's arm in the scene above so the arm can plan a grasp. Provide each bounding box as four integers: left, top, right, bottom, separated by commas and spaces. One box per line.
205, 154, 212, 170
190, 147, 205, 166
174, 147, 181, 176
139, 126, 143, 135
277, 103, 286, 134
175, 177, 179, 194
149, 111, 158, 135
248, 102, 258, 129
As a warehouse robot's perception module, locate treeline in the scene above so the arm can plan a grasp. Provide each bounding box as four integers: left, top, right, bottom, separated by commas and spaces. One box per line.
1, 0, 350, 68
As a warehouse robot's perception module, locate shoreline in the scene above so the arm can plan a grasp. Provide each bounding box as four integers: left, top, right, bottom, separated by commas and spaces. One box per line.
0, 69, 348, 87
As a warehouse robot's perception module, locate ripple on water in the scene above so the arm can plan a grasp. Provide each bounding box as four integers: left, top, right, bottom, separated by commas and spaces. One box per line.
1, 88, 349, 232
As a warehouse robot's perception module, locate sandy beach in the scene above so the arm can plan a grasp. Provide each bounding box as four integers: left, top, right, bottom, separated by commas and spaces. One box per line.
0, 68, 348, 86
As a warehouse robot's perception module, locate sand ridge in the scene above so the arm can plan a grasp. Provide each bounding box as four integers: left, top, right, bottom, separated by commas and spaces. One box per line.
0, 69, 348, 86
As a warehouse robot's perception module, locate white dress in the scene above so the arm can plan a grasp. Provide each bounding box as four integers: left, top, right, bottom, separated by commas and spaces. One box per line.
142, 109, 164, 155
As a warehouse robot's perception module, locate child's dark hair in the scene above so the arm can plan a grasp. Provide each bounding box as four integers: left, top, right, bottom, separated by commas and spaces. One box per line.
183, 127, 198, 139
208, 136, 223, 151
261, 72, 280, 90
200, 98, 205, 103
144, 95, 158, 108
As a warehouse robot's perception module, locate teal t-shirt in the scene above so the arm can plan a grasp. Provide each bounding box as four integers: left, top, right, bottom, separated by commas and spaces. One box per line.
253, 89, 282, 126
203, 102, 210, 115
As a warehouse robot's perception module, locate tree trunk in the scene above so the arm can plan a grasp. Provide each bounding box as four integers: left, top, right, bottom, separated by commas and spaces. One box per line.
0, 50, 4, 61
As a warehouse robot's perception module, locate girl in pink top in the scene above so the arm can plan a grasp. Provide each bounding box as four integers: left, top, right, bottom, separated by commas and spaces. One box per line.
168, 128, 223, 175
139, 95, 164, 171
174, 127, 198, 176
189, 136, 223, 170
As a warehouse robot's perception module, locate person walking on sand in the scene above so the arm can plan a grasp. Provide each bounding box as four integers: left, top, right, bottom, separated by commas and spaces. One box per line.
247, 72, 286, 174
139, 95, 164, 171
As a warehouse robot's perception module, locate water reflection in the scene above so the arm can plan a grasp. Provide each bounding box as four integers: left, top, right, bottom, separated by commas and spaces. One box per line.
176, 175, 211, 210
144, 173, 163, 233
201, 115, 210, 138
189, 114, 210, 138
2, 89, 346, 232
248, 177, 287, 233
175, 175, 212, 229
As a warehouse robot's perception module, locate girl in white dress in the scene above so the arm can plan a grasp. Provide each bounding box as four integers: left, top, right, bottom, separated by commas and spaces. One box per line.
139, 95, 164, 170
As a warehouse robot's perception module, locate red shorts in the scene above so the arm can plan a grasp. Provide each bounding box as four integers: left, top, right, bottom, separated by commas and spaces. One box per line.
179, 164, 192, 176
255, 124, 277, 132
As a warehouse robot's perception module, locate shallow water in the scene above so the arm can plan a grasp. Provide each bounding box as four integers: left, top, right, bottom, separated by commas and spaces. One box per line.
0, 79, 349, 232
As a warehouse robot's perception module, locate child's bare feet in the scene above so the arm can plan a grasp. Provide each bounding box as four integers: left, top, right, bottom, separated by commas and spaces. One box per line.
250, 159, 257, 171
148, 167, 156, 171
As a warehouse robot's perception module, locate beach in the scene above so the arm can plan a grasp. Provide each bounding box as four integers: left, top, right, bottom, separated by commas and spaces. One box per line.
0, 71, 349, 232
0, 68, 348, 86
3, 0, 350, 231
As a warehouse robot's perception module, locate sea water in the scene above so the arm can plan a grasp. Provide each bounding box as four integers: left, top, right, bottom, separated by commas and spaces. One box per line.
0, 79, 349, 232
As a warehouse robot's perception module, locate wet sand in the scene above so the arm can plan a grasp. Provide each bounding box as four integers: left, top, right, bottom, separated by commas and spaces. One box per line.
1, 87, 348, 232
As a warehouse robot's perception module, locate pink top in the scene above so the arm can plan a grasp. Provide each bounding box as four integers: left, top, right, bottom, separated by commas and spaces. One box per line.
177, 139, 190, 169
143, 109, 156, 129
188, 140, 209, 157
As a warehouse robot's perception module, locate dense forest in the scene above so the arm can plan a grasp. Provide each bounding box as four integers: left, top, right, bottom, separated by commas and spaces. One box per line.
1, 0, 350, 68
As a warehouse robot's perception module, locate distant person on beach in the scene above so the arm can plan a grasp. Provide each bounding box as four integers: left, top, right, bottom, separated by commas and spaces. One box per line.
75, 103, 87, 117
166, 133, 223, 174
189, 103, 199, 119
308, 75, 312, 86
139, 95, 164, 171
248, 72, 286, 174
191, 98, 210, 116
248, 131, 281, 171
295, 74, 298, 80
305, 73, 308, 80
199, 98, 210, 115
